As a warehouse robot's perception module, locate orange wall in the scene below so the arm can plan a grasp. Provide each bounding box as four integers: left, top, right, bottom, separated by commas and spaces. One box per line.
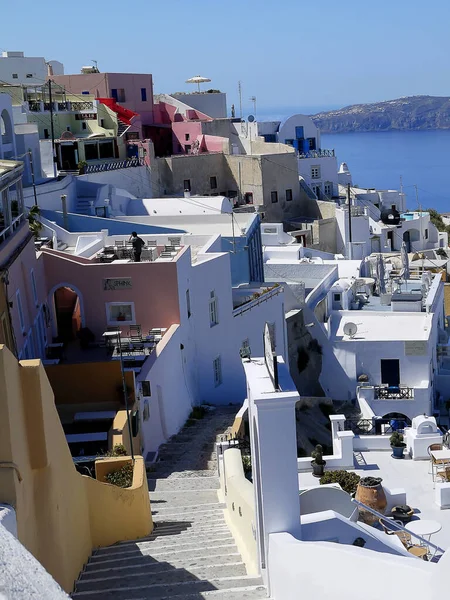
45, 361, 135, 406
0, 345, 152, 592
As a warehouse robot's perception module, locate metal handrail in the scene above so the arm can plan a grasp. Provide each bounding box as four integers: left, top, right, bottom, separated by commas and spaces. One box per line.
351, 498, 445, 556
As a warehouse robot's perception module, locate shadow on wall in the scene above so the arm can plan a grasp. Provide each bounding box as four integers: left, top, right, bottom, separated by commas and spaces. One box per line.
0, 345, 152, 593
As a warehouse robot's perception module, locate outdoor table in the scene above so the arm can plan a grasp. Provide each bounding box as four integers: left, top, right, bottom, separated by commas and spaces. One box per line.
405, 519, 442, 558
431, 449, 450, 464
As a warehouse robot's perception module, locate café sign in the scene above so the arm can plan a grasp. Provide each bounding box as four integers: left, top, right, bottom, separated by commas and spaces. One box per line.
103, 278, 132, 291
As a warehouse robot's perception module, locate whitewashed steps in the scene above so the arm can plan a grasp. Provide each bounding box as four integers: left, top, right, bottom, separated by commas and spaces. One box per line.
72, 576, 265, 599
72, 407, 270, 600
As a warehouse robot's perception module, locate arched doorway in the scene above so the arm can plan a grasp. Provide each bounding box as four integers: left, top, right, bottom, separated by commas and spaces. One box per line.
49, 283, 85, 342
0, 109, 13, 145
382, 412, 411, 430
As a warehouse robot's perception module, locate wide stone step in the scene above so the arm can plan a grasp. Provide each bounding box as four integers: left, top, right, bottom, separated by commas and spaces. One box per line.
148, 477, 220, 491
91, 533, 235, 559
152, 503, 226, 517
154, 588, 269, 600
143, 524, 229, 539
84, 543, 239, 570
72, 576, 263, 600
99, 528, 232, 551
150, 490, 220, 506
75, 563, 248, 592
82, 552, 243, 578
151, 518, 227, 531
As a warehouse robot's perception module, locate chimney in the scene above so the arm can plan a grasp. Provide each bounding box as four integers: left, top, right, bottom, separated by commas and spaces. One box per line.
184, 189, 191, 198
61, 194, 68, 231
47, 62, 54, 77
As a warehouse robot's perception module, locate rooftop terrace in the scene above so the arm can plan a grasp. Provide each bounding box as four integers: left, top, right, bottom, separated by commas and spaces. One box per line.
299, 449, 450, 551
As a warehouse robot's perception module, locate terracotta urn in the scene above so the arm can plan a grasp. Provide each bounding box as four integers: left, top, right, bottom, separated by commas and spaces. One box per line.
355, 476, 387, 525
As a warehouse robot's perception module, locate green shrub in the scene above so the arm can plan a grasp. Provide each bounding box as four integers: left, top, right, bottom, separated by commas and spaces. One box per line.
103, 444, 128, 457
389, 432, 406, 447
319, 470, 360, 495
189, 406, 207, 420
242, 455, 252, 474
105, 463, 133, 488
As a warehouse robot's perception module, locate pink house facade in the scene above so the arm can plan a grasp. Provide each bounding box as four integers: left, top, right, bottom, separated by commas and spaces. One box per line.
41, 247, 184, 340
0, 160, 51, 359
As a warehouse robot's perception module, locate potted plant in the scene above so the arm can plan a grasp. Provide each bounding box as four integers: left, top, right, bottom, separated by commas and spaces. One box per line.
390, 432, 406, 459
311, 444, 326, 477
77, 160, 87, 174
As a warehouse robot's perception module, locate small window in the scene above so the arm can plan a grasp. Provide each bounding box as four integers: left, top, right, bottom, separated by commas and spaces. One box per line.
185, 133, 190, 141
308, 137, 316, 150
141, 88, 147, 102
26, 73, 33, 79
12, 73, 18, 79
311, 166, 321, 179
44, 128, 49, 139
244, 192, 253, 204
186, 289, 191, 318
271, 191, 278, 204
210, 176, 217, 190
141, 381, 151, 396
30, 270, 38, 307
82, 122, 87, 130
111, 88, 126, 102
391, 204, 397, 210
185, 144, 191, 153
183, 179, 191, 192
106, 302, 135, 325
425, 228, 428, 239
286, 189, 293, 202
333, 293, 341, 302
209, 291, 218, 327
213, 356, 222, 387
16, 290, 25, 332
324, 182, 333, 198
100, 118, 105, 128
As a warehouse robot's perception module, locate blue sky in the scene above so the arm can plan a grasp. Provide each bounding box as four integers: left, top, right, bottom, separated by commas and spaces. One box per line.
2, 0, 449, 116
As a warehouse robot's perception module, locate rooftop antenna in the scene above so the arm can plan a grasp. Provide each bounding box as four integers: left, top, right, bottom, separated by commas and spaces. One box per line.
249, 95, 256, 119
91, 59, 99, 72
238, 81, 243, 120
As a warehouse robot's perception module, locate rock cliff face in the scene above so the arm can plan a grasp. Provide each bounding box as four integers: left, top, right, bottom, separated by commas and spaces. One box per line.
311, 96, 450, 133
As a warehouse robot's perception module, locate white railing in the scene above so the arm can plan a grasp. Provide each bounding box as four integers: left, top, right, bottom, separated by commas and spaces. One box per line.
351, 498, 445, 559
0, 213, 25, 245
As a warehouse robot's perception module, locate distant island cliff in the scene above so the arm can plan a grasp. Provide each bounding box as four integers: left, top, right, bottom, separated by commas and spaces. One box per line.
311, 96, 450, 133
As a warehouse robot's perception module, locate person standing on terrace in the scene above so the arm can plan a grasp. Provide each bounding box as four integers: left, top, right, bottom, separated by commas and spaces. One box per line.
129, 231, 145, 262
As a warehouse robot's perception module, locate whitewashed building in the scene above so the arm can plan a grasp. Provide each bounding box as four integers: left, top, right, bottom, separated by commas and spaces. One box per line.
0, 50, 63, 85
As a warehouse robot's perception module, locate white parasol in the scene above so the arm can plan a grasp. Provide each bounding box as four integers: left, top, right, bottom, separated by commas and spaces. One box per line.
376, 254, 386, 295
400, 241, 410, 280
185, 75, 211, 92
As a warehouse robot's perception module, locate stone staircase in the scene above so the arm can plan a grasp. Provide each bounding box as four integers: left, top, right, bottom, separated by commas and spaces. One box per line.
76, 196, 94, 215
72, 406, 269, 600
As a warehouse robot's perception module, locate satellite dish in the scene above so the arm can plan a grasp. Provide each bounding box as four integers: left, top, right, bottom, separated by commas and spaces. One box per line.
248, 115, 255, 122
343, 322, 358, 338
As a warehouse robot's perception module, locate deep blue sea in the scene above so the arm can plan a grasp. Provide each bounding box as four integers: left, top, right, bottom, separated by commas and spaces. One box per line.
321, 131, 450, 214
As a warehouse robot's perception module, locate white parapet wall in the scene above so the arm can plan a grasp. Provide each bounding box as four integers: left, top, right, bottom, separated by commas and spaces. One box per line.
218, 447, 258, 574
268, 531, 438, 600
297, 415, 355, 472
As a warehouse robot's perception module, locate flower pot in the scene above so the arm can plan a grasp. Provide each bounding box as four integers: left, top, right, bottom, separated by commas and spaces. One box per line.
391, 445, 405, 459
311, 460, 325, 478
355, 477, 387, 525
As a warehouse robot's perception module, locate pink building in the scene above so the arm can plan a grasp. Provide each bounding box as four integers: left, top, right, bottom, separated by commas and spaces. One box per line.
0, 159, 50, 359
41, 246, 186, 342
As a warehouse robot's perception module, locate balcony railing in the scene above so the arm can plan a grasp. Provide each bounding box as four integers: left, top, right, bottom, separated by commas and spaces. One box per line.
298, 149, 335, 159
70, 101, 94, 111
0, 213, 25, 246
374, 385, 414, 400
344, 417, 407, 436
28, 101, 40, 112
84, 157, 145, 174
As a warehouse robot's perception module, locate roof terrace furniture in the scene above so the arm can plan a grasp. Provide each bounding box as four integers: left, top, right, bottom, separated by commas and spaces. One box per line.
379, 519, 428, 559
428, 444, 444, 480
129, 325, 143, 343
115, 240, 125, 247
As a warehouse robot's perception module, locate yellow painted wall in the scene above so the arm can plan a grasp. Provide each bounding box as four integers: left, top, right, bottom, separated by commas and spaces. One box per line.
0, 345, 152, 592
444, 283, 450, 317
45, 361, 135, 406
111, 409, 141, 457
220, 448, 258, 574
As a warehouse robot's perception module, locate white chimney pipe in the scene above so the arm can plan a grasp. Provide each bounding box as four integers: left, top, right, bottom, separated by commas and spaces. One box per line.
184, 190, 191, 198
